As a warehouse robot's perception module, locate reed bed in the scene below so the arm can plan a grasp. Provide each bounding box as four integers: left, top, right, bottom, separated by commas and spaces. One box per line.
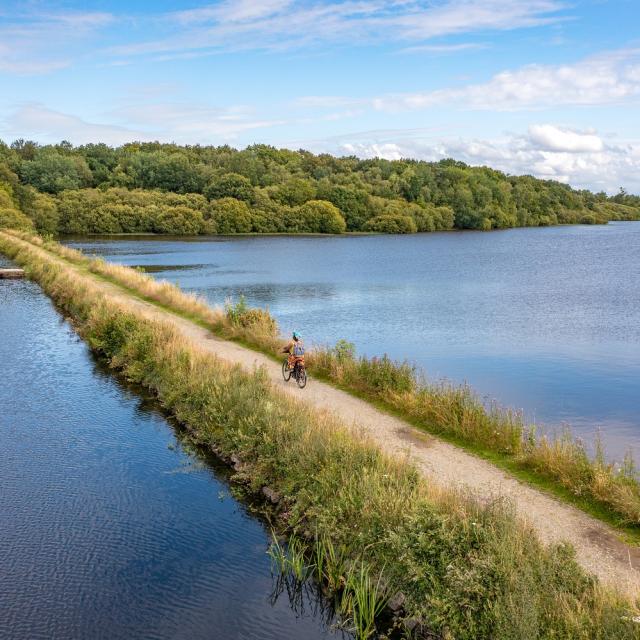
1, 230, 639, 638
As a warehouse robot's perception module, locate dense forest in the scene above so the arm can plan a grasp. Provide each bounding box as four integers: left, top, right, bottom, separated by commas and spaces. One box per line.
1, 139, 639, 236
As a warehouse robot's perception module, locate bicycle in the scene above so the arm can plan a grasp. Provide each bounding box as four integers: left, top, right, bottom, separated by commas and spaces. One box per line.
282, 357, 307, 389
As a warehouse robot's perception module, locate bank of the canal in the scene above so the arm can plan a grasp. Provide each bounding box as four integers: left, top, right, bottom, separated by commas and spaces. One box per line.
0, 271, 343, 640
65, 223, 640, 458
2, 231, 639, 639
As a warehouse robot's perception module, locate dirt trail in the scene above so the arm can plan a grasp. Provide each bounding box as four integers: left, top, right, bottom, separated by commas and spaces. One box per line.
7, 233, 640, 599
161, 318, 640, 599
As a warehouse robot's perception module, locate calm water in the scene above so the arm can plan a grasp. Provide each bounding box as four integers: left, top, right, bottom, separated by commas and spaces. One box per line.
0, 267, 342, 640
67, 222, 640, 458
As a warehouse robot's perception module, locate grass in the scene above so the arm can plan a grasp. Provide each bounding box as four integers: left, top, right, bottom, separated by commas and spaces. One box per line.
2, 229, 640, 638
8, 228, 640, 533
269, 532, 390, 638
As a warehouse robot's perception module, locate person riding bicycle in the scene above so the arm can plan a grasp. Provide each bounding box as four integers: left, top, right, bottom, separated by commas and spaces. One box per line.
282, 331, 305, 370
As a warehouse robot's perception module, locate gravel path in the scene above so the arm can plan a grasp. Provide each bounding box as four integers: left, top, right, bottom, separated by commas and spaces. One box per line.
175, 320, 640, 599
6, 232, 640, 599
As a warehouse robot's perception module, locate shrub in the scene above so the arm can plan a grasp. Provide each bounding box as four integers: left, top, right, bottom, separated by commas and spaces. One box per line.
25, 191, 59, 234
0, 187, 34, 231
152, 204, 204, 234
204, 172, 255, 202
205, 197, 253, 233
298, 199, 347, 233
225, 296, 279, 335
364, 214, 417, 234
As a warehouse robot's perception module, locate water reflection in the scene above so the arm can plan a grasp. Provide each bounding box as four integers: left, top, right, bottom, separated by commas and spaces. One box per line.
131, 263, 206, 273
0, 277, 344, 640
67, 223, 640, 458
196, 282, 339, 308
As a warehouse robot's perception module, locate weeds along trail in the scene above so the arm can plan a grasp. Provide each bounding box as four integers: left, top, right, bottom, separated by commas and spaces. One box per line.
1, 230, 640, 637
8, 232, 640, 534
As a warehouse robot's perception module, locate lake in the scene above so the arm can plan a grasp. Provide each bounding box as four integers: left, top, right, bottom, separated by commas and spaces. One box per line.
67, 222, 640, 459
0, 264, 343, 640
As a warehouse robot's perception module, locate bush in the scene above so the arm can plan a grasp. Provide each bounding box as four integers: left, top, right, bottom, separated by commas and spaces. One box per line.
0, 186, 34, 231
0, 205, 34, 231
225, 296, 278, 335
364, 214, 417, 234
204, 173, 255, 202
298, 199, 347, 233
54, 188, 209, 235
153, 204, 204, 234
205, 197, 253, 233
24, 191, 59, 234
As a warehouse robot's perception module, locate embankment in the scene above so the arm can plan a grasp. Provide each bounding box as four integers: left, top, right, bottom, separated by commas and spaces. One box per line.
1, 230, 639, 639
10, 230, 640, 533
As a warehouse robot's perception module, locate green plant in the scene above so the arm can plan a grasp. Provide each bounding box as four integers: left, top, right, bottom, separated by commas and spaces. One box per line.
10, 227, 640, 528
2, 230, 640, 639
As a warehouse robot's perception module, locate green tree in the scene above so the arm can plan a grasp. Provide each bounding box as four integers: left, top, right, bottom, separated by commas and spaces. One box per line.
0, 184, 34, 231
19, 152, 92, 194
204, 173, 255, 202
205, 197, 253, 233
1, 138, 637, 235
317, 184, 370, 230
298, 200, 346, 233
273, 177, 316, 206
79, 143, 118, 186
364, 214, 417, 234
24, 190, 59, 234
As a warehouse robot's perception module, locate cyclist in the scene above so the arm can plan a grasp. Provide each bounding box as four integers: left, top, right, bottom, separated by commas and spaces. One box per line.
282, 331, 305, 371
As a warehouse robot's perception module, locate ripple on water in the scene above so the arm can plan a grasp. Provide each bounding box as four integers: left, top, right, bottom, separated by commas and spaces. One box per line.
0, 278, 342, 640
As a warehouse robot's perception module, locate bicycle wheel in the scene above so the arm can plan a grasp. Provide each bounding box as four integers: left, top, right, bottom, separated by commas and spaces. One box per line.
282, 359, 292, 381
296, 366, 307, 389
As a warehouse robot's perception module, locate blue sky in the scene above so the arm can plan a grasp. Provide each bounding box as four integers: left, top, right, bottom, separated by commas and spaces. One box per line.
1, 0, 639, 192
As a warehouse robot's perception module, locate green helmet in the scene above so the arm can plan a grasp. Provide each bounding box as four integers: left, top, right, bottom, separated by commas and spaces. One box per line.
292, 331, 300, 339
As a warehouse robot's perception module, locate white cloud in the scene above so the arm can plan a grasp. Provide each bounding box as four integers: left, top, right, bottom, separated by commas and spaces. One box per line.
174, 0, 295, 25
0, 10, 114, 76
0, 1, 570, 72
370, 48, 640, 111
294, 96, 361, 108
3, 104, 149, 146
1, 102, 286, 146
397, 42, 487, 54
384, 0, 566, 40
321, 124, 640, 193
111, 103, 286, 140
0, 56, 70, 75
110, 0, 567, 58
528, 124, 603, 152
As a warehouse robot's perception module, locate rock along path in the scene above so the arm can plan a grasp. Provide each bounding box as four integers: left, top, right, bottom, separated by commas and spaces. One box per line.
5, 232, 640, 600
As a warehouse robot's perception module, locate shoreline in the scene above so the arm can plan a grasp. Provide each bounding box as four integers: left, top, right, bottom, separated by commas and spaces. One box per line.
59, 219, 640, 241
10, 228, 640, 538
5, 230, 640, 616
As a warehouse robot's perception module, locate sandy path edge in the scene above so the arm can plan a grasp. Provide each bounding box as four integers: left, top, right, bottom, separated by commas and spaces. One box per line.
5, 233, 640, 599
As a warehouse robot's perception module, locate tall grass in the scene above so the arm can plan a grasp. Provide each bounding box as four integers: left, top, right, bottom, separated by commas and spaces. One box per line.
8, 229, 640, 528
1, 229, 639, 639
269, 533, 390, 638
307, 343, 640, 526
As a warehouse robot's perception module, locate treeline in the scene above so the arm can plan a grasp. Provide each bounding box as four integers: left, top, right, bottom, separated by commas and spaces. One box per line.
1, 139, 639, 235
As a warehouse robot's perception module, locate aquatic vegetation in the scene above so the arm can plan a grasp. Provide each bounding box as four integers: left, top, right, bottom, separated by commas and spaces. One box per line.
2, 229, 639, 639
269, 533, 389, 639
